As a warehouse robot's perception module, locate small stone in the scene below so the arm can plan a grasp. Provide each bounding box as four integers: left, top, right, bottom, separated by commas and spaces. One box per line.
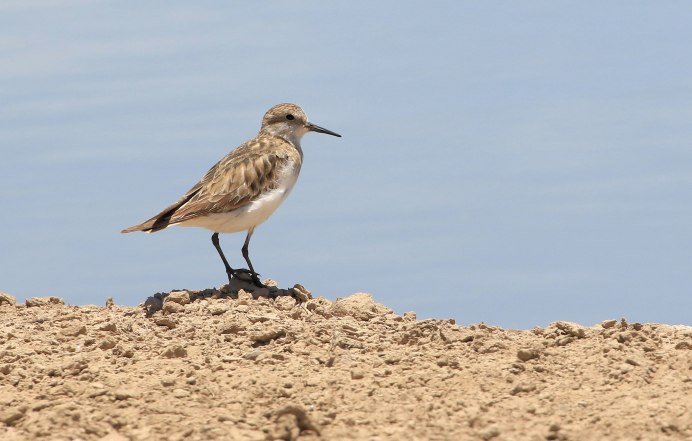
248, 314, 278, 323
243, 350, 264, 361
0, 292, 17, 306
172, 388, 189, 398
403, 311, 417, 321
674, 342, 691, 350
166, 290, 191, 305
209, 304, 229, 316
329, 293, 391, 321
218, 323, 245, 334
161, 345, 187, 358
557, 337, 575, 346
98, 433, 130, 441
275, 296, 297, 311
263, 279, 279, 288
351, 369, 365, 380
62, 324, 87, 337
436, 356, 450, 367
99, 322, 117, 332
552, 321, 587, 338
384, 355, 402, 365
517, 348, 541, 362
162, 301, 185, 315
601, 319, 617, 329
510, 382, 536, 395
237, 290, 253, 304
625, 358, 640, 366
99, 339, 116, 350
271, 405, 321, 437
0, 406, 27, 425
155, 317, 177, 329
25, 296, 64, 307
161, 377, 176, 387
113, 388, 137, 400
250, 327, 286, 344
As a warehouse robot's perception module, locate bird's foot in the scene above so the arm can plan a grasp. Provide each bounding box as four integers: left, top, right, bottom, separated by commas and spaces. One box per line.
229, 269, 264, 287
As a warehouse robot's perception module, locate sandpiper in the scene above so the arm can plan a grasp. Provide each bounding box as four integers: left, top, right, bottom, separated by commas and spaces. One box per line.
122, 103, 341, 286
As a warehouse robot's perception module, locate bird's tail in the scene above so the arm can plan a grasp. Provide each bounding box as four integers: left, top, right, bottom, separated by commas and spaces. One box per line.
121, 211, 175, 234
121, 220, 158, 234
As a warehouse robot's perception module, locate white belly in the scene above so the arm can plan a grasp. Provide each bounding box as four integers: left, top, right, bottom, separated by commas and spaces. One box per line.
176, 161, 300, 233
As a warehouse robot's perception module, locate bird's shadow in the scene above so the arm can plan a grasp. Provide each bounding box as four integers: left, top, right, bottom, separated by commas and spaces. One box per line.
141, 275, 311, 317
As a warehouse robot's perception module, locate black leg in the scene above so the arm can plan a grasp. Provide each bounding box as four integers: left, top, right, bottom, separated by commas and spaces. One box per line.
211, 232, 235, 284
241, 227, 263, 287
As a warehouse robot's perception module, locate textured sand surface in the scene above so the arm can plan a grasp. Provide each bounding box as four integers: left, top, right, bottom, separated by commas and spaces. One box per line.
0, 285, 690, 441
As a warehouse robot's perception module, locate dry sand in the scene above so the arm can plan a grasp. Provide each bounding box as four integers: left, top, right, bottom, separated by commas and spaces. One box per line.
0, 283, 690, 441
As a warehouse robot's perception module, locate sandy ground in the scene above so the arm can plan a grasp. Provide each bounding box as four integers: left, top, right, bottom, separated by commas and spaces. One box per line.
0, 282, 690, 441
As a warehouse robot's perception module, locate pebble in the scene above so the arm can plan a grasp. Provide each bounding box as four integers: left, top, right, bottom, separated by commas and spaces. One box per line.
250, 327, 286, 343
351, 369, 365, 380
161, 345, 188, 358
0, 292, 17, 306
243, 350, 264, 361
209, 304, 229, 316
517, 348, 541, 362
99, 322, 117, 332
510, 382, 537, 395
274, 296, 297, 311
0, 406, 27, 425
166, 290, 191, 305
155, 317, 177, 329
163, 301, 185, 315
99, 339, 116, 350
172, 388, 189, 398
601, 319, 617, 329
25, 296, 64, 307
98, 432, 130, 441
237, 290, 253, 304
161, 376, 176, 387
436, 356, 450, 367
113, 388, 137, 400
62, 324, 87, 337
403, 311, 417, 321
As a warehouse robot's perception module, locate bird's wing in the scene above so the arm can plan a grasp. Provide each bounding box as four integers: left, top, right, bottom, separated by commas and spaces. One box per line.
166, 138, 294, 224
121, 137, 294, 233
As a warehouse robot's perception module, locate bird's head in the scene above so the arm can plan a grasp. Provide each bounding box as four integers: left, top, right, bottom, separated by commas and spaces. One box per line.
260, 103, 341, 142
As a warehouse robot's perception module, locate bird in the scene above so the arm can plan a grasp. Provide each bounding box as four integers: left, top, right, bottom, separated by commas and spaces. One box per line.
121, 103, 341, 287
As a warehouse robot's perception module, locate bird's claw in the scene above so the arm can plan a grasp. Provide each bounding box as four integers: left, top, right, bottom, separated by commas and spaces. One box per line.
230, 269, 264, 287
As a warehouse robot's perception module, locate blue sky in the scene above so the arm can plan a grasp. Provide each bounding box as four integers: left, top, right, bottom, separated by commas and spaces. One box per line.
1, 1, 691, 328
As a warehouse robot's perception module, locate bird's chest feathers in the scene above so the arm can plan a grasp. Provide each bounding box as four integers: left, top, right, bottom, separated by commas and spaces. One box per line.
250, 160, 301, 212
242, 161, 301, 223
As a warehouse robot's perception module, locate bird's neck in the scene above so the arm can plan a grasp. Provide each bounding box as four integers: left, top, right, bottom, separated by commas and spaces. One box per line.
259, 128, 305, 159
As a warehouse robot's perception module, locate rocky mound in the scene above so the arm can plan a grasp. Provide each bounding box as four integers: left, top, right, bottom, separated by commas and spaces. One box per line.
0, 285, 690, 440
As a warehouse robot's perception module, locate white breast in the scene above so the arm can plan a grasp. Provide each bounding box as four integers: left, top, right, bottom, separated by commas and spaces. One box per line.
176, 160, 301, 234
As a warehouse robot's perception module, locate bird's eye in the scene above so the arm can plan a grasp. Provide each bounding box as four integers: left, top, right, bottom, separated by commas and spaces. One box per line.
286, 114, 294, 120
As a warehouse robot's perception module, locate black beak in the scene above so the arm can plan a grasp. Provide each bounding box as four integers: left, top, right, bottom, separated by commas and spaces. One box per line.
307, 122, 341, 137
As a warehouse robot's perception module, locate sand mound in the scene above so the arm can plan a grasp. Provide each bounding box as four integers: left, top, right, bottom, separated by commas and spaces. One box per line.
0, 285, 690, 440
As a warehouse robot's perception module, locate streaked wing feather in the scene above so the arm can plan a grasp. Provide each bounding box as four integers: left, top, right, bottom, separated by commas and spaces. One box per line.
167, 138, 292, 224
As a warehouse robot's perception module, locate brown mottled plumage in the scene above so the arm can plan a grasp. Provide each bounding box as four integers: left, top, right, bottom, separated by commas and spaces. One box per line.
122, 103, 341, 286
121, 137, 297, 233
